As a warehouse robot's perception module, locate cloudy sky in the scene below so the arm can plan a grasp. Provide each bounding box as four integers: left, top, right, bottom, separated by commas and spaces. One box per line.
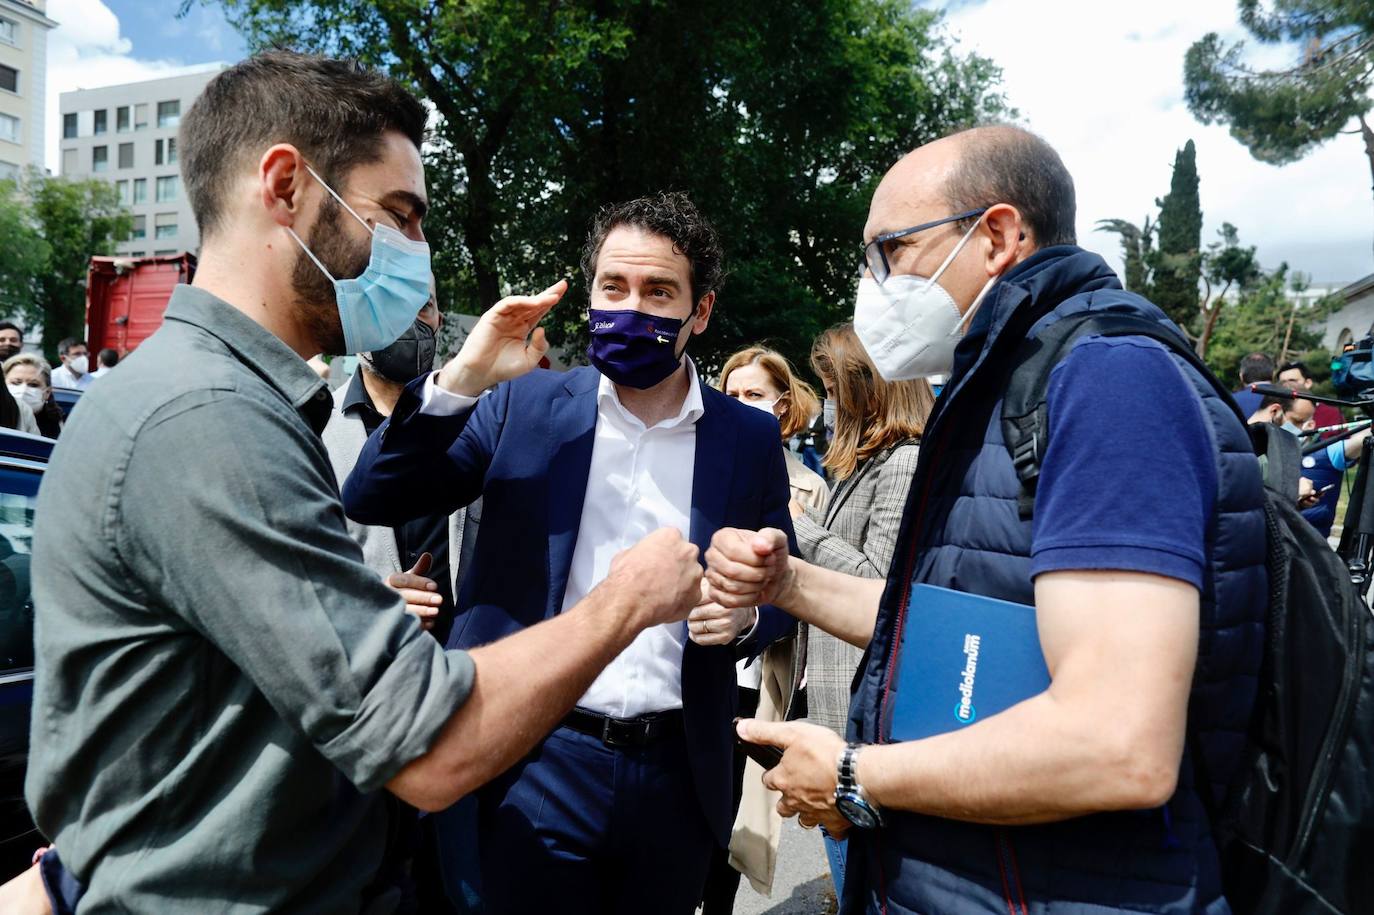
45, 0, 1374, 286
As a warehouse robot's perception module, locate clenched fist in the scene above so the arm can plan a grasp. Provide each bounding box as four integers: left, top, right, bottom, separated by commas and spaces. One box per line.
600, 528, 704, 632
704, 527, 793, 609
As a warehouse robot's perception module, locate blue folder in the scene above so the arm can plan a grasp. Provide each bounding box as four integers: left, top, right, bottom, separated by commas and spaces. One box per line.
888, 584, 1051, 742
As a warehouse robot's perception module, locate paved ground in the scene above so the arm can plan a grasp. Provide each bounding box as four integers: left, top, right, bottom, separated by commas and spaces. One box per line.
730, 818, 836, 915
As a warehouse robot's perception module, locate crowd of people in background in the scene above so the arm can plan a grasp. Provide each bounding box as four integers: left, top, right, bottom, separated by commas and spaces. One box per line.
0, 325, 122, 441
2, 48, 1365, 915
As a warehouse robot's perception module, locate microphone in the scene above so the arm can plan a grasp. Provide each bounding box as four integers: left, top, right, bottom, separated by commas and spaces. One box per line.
1248, 384, 1297, 399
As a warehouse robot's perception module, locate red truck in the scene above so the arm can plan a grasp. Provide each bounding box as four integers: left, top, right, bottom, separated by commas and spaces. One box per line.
85, 253, 197, 357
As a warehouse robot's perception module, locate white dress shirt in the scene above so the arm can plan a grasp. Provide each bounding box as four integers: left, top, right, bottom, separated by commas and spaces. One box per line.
50, 365, 93, 390
421, 363, 704, 717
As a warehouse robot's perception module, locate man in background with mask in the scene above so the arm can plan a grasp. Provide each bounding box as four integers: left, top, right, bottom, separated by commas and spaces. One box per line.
49, 338, 91, 390
704, 126, 1268, 915
1250, 391, 1369, 537
20, 51, 705, 914
344, 192, 797, 914
322, 279, 479, 914
0, 322, 25, 361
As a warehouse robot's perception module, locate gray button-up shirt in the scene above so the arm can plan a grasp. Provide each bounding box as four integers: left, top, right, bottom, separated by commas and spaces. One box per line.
26, 286, 475, 913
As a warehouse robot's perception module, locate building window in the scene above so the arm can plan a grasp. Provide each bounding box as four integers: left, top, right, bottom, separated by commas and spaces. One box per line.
93, 109, 107, 135
134, 103, 148, 130
0, 162, 17, 183
156, 100, 179, 129
115, 180, 129, 203
0, 65, 18, 94
0, 17, 17, 47
154, 213, 177, 239
0, 114, 19, 144
154, 138, 178, 165
132, 177, 146, 203
155, 175, 178, 202
154, 249, 176, 256
117, 106, 130, 132
61, 148, 77, 175
92, 146, 108, 173
131, 215, 146, 239
118, 142, 133, 169
62, 113, 76, 139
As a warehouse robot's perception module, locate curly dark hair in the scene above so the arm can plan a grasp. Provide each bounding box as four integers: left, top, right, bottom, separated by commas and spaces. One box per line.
579, 192, 724, 306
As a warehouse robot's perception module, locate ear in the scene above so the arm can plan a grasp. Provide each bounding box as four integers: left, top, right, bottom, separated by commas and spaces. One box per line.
259, 144, 311, 229
690, 291, 715, 336
980, 203, 1029, 278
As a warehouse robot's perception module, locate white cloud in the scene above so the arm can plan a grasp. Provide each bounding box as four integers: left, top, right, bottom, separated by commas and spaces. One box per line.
939, 0, 1374, 284
44, 0, 225, 170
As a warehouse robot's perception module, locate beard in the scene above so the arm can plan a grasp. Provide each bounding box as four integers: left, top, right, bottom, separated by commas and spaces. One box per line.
290, 196, 372, 356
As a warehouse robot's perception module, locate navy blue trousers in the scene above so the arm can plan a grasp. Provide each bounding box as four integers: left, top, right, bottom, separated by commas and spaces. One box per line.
477, 722, 716, 914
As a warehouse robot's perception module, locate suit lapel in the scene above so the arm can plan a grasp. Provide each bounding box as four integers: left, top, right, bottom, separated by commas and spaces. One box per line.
547, 371, 599, 615
689, 392, 737, 560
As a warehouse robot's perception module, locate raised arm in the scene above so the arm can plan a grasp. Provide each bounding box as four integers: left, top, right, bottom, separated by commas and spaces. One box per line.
342, 279, 565, 525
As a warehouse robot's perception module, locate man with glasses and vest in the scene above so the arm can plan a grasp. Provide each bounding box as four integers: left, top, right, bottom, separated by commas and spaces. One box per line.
704, 125, 1267, 914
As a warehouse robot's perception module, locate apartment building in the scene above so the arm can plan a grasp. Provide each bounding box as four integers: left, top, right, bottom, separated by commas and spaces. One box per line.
58, 67, 223, 257
0, 0, 56, 180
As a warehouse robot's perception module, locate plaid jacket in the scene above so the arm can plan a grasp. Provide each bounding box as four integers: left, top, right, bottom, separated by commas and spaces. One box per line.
791, 440, 919, 733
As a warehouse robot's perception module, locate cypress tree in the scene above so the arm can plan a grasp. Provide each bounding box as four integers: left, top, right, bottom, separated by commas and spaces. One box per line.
1152, 140, 1203, 330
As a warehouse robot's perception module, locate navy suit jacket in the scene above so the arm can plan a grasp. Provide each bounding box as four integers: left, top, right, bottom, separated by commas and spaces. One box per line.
342, 365, 797, 845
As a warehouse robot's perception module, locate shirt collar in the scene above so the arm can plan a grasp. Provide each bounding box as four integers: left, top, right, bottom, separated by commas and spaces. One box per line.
161, 285, 333, 434
596, 357, 706, 430
341, 368, 379, 417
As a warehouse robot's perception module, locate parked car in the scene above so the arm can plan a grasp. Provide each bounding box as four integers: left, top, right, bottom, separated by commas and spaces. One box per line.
0, 430, 51, 881
50, 387, 81, 422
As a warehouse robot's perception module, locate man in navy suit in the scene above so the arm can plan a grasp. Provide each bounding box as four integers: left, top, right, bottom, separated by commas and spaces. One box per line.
343, 192, 796, 914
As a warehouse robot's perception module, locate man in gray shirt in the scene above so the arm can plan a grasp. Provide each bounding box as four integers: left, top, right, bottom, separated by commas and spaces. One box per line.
20, 50, 704, 914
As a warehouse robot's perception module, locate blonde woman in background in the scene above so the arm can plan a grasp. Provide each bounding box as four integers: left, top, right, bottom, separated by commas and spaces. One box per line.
3, 354, 55, 437
793, 322, 932, 898
701, 345, 828, 911
720, 346, 828, 511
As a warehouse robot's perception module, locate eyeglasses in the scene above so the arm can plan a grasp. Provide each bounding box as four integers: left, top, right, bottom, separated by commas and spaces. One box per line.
860, 208, 987, 285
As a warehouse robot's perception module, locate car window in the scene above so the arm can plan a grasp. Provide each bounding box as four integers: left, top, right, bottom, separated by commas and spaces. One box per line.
0, 466, 39, 672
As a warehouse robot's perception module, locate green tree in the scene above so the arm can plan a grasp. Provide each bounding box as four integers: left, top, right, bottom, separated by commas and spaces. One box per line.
1200, 260, 1340, 381
1152, 139, 1203, 328
1185, 1, 1374, 254
0, 179, 51, 327
194, 0, 1010, 374
22, 170, 132, 358
1196, 221, 1263, 358
1095, 216, 1156, 299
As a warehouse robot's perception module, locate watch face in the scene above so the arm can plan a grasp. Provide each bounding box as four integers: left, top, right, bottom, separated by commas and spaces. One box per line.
837, 793, 880, 829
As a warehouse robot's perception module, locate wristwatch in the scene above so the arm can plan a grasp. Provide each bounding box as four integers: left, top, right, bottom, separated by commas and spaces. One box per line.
835, 743, 884, 829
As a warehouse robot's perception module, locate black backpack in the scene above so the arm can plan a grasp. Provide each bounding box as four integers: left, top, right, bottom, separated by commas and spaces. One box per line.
1000, 311, 1374, 915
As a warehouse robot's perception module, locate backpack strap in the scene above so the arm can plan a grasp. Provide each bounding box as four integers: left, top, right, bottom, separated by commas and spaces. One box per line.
1001, 312, 1245, 520
1247, 421, 1304, 504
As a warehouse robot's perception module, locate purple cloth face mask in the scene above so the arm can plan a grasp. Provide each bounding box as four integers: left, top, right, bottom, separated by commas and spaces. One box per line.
586, 308, 687, 389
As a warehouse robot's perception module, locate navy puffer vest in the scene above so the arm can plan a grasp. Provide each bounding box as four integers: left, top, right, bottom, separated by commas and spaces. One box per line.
844, 247, 1267, 915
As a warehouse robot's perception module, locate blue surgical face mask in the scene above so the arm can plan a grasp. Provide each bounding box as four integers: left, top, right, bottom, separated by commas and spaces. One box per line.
1281, 421, 1301, 436
287, 164, 432, 355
